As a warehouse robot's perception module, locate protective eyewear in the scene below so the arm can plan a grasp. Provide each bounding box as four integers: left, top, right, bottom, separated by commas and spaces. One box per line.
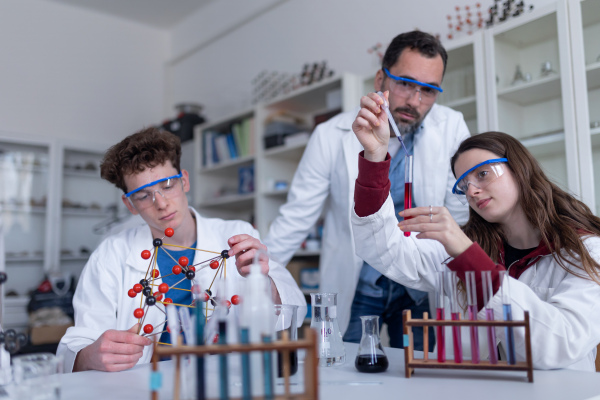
124, 173, 184, 210
452, 158, 508, 204
383, 68, 443, 104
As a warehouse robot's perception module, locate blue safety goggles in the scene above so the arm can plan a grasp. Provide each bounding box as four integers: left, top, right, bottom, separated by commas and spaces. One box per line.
125, 173, 183, 197
383, 68, 443, 93
452, 158, 508, 196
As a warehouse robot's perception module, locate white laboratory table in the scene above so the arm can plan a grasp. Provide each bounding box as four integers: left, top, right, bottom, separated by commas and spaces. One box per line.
59, 343, 600, 400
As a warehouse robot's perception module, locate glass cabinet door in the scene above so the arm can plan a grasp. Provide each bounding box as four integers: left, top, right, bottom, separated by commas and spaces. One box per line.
0, 139, 50, 299
438, 32, 487, 135
570, 0, 600, 214
484, 2, 578, 196
59, 148, 120, 278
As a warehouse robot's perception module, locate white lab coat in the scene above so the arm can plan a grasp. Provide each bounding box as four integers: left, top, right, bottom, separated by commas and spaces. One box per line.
264, 105, 470, 333
58, 208, 306, 373
352, 196, 600, 371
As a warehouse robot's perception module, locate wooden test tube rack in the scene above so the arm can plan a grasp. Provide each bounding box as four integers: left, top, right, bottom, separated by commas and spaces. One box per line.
150, 326, 319, 400
402, 309, 534, 382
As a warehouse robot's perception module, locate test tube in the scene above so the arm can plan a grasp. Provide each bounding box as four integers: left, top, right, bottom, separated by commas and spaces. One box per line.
217, 306, 228, 400
403, 154, 414, 237
481, 271, 498, 364
194, 299, 206, 399
448, 271, 462, 363
240, 327, 252, 400
262, 335, 274, 400
500, 271, 516, 365
465, 271, 480, 364
436, 271, 446, 363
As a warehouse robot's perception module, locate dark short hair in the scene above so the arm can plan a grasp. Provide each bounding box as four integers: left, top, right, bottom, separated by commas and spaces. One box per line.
100, 127, 181, 193
382, 31, 448, 75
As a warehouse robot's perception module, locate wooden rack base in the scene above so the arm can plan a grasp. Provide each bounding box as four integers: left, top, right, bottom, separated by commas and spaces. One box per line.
150, 326, 319, 400
402, 309, 533, 382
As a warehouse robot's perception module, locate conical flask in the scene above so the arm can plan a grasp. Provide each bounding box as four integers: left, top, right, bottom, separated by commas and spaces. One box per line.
354, 315, 388, 373
310, 293, 345, 366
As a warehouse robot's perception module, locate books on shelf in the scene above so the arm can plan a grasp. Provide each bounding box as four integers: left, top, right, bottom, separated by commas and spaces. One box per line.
202, 116, 255, 167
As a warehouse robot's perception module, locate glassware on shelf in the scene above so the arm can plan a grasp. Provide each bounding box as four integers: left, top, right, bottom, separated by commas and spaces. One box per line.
511, 65, 532, 86
354, 315, 388, 373
540, 61, 557, 77
310, 292, 345, 367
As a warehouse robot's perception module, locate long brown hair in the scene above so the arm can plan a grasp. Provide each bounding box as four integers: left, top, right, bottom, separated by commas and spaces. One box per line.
450, 132, 600, 283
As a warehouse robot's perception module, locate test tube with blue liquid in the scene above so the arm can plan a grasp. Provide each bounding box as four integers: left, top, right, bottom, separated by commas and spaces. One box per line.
465, 271, 480, 364
481, 271, 498, 364
435, 271, 446, 363
448, 271, 462, 363
500, 271, 516, 364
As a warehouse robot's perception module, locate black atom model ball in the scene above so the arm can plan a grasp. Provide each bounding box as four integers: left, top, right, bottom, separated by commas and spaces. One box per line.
186, 270, 195, 280
153, 238, 163, 247
221, 250, 229, 259
146, 296, 156, 306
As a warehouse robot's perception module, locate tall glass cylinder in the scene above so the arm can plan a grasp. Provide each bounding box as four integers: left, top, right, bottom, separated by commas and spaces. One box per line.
447, 271, 462, 363
499, 271, 516, 364
310, 293, 345, 366
481, 271, 498, 364
465, 271, 480, 364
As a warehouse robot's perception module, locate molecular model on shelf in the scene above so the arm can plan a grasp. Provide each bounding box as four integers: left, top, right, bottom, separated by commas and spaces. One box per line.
126, 227, 241, 345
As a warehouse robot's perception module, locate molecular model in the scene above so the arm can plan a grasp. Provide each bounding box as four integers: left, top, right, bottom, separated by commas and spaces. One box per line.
126, 227, 241, 344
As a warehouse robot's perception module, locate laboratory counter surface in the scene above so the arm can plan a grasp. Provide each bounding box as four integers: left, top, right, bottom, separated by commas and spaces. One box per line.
56, 343, 600, 400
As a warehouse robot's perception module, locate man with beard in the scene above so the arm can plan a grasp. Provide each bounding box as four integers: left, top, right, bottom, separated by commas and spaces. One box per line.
263, 31, 469, 351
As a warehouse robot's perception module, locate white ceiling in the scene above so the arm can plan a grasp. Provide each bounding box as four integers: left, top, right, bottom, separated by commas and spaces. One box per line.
46, 0, 215, 29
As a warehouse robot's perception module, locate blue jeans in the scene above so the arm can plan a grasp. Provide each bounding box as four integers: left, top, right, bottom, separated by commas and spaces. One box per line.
343, 276, 435, 351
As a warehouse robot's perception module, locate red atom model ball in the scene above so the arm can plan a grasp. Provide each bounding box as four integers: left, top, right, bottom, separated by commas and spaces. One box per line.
164, 298, 173, 305
231, 295, 240, 305
152, 269, 160, 278
143, 324, 153, 334
164, 227, 174, 237
202, 292, 210, 302
141, 250, 151, 260
128, 289, 137, 298
191, 285, 202, 295
210, 260, 219, 269
224, 300, 232, 308
178, 256, 189, 267
133, 283, 143, 293
154, 292, 163, 302
159, 283, 169, 293
189, 266, 196, 272
172, 265, 182, 275
134, 308, 144, 319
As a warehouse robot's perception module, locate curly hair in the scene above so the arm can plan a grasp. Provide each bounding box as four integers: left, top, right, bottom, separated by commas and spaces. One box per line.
100, 127, 181, 193
451, 132, 600, 284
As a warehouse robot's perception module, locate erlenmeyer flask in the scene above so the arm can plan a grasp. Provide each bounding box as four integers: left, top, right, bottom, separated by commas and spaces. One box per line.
310, 293, 345, 366
354, 315, 388, 373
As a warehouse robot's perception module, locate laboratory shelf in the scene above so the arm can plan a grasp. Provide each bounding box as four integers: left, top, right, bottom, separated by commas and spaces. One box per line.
199, 155, 254, 174
263, 139, 309, 160
197, 192, 255, 209
497, 74, 561, 106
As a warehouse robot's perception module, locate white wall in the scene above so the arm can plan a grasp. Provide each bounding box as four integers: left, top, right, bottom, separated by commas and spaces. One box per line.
0, 0, 169, 145
168, 0, 556, 121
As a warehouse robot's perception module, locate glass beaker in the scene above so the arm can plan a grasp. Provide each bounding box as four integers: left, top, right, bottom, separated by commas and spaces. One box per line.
274, 304, 299, 377
12, 353, 62, 400
310, 293, 345, 366
355, 315, 388, 373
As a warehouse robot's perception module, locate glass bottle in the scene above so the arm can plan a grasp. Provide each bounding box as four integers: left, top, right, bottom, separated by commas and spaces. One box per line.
354, 316, 388, 373
310, 293, 345, 366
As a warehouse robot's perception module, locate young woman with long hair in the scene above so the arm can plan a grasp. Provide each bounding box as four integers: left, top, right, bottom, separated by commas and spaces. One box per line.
350, 91, 600, 370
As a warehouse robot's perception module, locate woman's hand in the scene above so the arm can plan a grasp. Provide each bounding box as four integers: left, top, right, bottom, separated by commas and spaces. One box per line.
352, 91, 391, 162
398, 206, 473, 258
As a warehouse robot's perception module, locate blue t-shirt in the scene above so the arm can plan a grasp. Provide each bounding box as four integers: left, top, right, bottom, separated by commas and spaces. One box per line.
156, 242, 196, 345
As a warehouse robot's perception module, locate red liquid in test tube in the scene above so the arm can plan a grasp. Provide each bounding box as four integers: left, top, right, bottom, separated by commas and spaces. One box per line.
403, 155, 413, 237
436, 307, 445, 362
451, 312, 463, 363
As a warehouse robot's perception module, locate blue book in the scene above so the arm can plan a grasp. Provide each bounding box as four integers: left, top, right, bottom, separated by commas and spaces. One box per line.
226, 133, 238, 159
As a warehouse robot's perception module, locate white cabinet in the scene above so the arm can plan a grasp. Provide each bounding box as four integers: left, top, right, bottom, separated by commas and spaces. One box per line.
0, 135, 120, 330
439, 32, 488, 135
55, 144, 122, 280
567, 0, 600, 214
484, 2, 579, 195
